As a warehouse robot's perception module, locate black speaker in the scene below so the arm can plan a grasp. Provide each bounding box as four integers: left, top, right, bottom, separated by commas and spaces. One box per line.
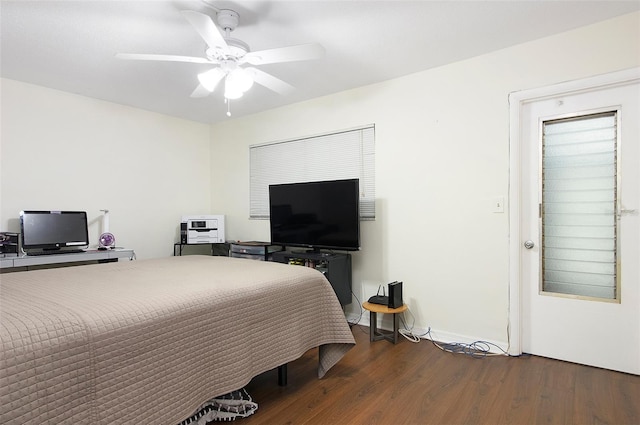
388, 281, 403, 309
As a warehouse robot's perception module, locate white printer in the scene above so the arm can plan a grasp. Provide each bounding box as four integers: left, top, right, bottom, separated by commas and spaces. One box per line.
181, 215, 225, 244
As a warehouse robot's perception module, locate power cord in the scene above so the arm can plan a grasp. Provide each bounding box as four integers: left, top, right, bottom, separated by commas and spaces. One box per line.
347, 290, 363, 328
397, 306, 520, 358
423, 328, 510, 358
398, 308, 430, 343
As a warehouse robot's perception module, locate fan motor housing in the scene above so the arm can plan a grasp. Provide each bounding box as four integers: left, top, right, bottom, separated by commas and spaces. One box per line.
206, 38, 249, 60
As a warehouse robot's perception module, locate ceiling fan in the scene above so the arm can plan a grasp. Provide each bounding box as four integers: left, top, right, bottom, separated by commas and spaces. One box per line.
116, 9, 324, 114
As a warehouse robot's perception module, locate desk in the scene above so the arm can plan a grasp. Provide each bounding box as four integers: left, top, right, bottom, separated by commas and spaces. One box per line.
362, 302, 408, 344
0, 249, 135, 272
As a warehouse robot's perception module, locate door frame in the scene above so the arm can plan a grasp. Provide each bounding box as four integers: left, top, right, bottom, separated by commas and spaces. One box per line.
507, 67, 640, 356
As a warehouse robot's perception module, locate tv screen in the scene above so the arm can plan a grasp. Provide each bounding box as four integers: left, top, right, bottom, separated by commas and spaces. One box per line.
269, 179, 360, 251
20, 210, 89, 252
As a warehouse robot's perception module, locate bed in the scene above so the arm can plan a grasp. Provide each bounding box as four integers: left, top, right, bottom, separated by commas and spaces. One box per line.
0, 255, 355, 424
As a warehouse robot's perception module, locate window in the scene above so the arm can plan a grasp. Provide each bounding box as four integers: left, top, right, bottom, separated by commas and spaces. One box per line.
249, 125, 375, 219
542, 112, 618, 299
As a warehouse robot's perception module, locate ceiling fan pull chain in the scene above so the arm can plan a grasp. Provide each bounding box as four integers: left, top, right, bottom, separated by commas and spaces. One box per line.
226, 99, 232, 117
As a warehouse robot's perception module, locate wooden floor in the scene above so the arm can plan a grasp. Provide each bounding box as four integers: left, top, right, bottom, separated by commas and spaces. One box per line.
238, 325, 639, 425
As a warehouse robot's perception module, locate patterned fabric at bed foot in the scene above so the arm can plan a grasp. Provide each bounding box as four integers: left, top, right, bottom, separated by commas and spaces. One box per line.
178, 388, 258, 424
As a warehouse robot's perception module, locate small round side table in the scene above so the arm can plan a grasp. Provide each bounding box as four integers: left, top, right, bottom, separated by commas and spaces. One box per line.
362, 301, 408, 344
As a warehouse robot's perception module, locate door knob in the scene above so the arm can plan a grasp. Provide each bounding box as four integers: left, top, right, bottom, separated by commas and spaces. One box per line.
524, 240, 535, 249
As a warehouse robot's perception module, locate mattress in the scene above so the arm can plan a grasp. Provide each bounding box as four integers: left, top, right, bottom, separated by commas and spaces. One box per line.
0, 255, 355, 424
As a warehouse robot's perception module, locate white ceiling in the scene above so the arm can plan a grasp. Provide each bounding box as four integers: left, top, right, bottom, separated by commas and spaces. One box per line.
2, 1, 639, 124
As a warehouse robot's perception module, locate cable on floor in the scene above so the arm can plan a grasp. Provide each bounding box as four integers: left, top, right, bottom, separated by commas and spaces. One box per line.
399, 308, 430, 343
397, 307, 520, 358
424, 328, 509, 358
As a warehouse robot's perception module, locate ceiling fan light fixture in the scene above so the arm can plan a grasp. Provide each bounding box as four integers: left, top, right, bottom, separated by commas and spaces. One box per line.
224, 89, 243, 100
227, 68, 254, 93
224, 78, 244, 100
198, 68, 225, 92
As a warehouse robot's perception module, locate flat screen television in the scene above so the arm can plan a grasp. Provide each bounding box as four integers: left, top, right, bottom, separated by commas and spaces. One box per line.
269, 179, 360, 251
20, 210, 89, 253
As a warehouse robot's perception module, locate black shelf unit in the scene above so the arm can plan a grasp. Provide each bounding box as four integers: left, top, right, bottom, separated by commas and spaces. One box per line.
272, 251, 352, 306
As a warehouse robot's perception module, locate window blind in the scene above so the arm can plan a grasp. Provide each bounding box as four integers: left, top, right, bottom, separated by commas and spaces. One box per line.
250, 126, 375, 220
542, 112, 617, 299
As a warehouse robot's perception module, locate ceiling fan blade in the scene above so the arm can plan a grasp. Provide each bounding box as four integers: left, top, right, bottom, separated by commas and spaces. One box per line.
181, 10, 229, 54
116, 53, 215, 64
190, 84, 212, 98
242, 43, 325, 65
245, 67, 295, 96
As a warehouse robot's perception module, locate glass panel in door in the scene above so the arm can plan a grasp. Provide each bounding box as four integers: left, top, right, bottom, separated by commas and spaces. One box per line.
541, 112, 618, 300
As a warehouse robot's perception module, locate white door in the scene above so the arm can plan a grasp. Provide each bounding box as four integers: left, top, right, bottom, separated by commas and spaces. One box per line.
510, 69, 640, 375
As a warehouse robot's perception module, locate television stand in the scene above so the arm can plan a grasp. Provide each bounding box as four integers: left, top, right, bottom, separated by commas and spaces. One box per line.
272, 250, 352, 305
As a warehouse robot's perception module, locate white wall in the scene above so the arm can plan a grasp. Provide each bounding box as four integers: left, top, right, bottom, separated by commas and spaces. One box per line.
209, 12, 640, 346
0, 79, 211, 259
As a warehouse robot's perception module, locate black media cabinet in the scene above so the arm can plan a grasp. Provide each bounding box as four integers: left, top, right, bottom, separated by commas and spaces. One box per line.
272, 251, 352, 306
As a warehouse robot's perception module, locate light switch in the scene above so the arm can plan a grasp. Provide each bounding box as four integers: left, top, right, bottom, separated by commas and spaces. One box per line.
492, 197, 505, 213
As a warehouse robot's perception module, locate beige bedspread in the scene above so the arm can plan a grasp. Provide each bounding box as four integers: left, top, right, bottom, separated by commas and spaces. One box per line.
0, 255, 355, 424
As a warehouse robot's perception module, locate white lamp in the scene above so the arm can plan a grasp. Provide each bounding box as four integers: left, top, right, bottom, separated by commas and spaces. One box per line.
224, 68, 253, 100
224, 81, 244, 99
227, 68, 254, 92
198, 65, 255, 116
198, 68, 226, 92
